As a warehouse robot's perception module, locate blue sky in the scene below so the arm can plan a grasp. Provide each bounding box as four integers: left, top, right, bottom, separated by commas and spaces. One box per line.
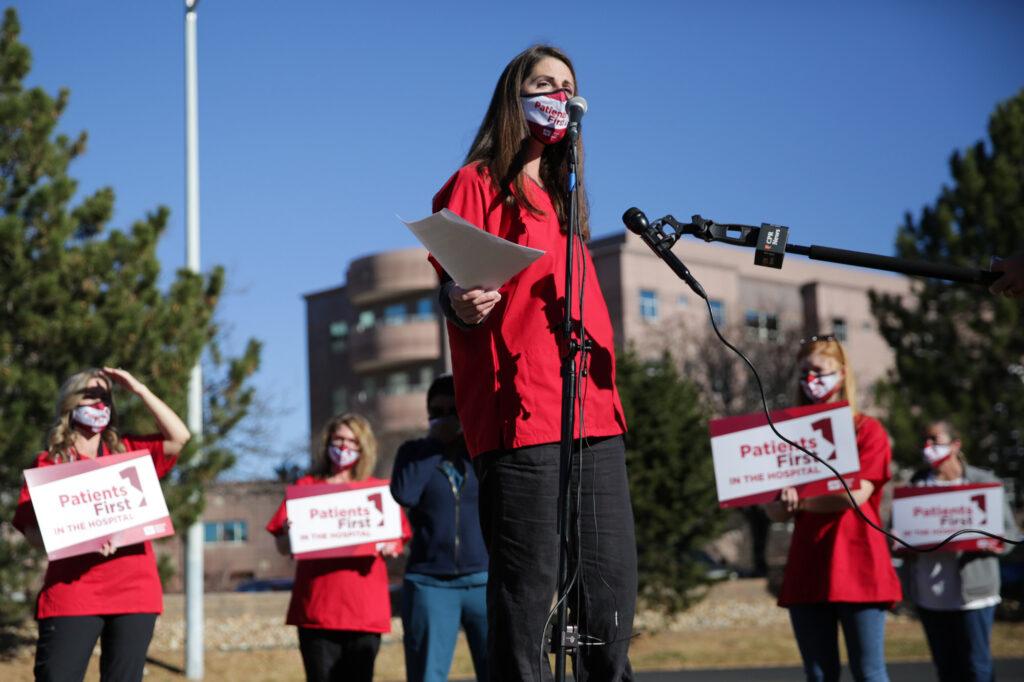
12, 1, 1024, 477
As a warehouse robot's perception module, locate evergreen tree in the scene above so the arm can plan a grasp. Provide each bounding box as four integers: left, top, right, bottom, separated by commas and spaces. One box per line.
0, 8, 261, 624
617, 348, 726, 613
870, 90, 1024, 489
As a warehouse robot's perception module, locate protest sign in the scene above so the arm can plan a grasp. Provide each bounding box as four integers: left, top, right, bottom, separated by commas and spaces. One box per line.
286, 480, 403, 559
892, 482, 1005, 552
709, 402, 860, 508
24, 450, 174, 560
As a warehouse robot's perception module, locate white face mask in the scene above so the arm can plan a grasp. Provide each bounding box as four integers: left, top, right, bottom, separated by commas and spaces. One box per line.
72, 403, 111, 433
521, 89, 570, 145
328, 445, 360, 471
923, 443, 953, 467
800, 371, 842, 403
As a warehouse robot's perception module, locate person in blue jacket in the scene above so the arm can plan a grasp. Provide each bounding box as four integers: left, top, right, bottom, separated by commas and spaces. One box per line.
391, 375, 488, 682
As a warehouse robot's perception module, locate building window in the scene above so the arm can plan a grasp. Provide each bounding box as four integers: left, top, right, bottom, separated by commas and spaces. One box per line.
413, 297, 434, 321
745, 310, 779, 342
383, 303, 407, 326
709, 299, 726, 327
832, 317, 848, 341
639, 289, 658, 321
359, 376, 377, 402
332, 386, 348, 415
386, 371, 410, 395
356, 309, 376, 332
328, 321, 349, 353
417, 365, 434, 390
204, 520, 248, 544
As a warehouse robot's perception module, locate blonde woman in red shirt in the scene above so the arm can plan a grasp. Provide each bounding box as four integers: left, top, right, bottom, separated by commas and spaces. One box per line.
13, 367, 190, 681
430, 45, 636, 681
267, 413, 407, 682
766, 335, 901, 682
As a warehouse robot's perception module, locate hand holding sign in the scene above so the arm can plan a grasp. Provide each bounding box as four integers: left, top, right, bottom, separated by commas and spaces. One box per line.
376, 541, 402, 557
779, 487, 800, 514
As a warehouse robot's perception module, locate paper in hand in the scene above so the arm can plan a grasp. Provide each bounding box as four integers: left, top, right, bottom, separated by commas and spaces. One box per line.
403, 209, 545, 290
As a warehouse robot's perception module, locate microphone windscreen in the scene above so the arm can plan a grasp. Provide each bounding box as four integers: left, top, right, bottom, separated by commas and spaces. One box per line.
568, 96, 588, 112
622, 207, 648, 234
568, 96, 588, 119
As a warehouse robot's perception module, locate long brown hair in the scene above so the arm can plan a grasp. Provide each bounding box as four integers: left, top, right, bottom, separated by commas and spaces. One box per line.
311, 413, 377, 481
46, 369, 125, 463
796, 337, 859, 416
465, 44, 591, 240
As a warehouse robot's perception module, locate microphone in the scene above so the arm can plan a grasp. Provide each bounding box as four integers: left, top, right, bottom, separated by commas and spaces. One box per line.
622, 207, 708, 300
622, 207, 648, 234
568, 96, 587, 126
567, 96, 587, 142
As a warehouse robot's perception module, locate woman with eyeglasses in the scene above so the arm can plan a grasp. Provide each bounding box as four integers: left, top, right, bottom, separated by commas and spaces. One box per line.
765, 335, 902, 682
901, 420, 1020, 682
267, 413, 408, 682
12, 367, 190, 681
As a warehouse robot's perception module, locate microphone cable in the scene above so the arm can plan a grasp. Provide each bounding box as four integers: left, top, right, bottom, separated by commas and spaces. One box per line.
540, 161, 627, 673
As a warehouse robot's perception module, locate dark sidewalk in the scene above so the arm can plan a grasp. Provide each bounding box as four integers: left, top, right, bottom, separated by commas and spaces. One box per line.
634, 657, 1024, 681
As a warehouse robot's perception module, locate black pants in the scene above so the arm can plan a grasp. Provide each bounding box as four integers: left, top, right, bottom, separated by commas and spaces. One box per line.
476, 435, 637, 682
297, 628, 381, 682
34, 613, 157, 682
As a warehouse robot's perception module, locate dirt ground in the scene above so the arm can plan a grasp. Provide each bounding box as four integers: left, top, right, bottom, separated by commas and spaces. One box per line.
2, 579, 1022, 681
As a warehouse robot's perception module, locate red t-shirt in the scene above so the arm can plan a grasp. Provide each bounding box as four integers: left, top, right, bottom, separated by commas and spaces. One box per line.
777, 415, 903, 606
12, 435, 175, 619
431, 164, 627, 456
266, 475, 408, 632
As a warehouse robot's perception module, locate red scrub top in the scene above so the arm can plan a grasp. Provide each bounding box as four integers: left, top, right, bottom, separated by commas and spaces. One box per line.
431, 164, 627, 456
777, 415, 903, 606
266, 475, 409, 632
12, 435, 175, 619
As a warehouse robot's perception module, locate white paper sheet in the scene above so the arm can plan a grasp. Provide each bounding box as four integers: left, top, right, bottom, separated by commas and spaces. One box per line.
402, 209, 545, 290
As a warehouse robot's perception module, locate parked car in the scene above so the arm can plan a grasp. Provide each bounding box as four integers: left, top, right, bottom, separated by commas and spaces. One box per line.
235, 577, 294, 592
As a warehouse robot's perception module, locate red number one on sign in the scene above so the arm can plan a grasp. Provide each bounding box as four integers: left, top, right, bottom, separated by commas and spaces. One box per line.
810, 418, 837, 461
367, 492, 385, 527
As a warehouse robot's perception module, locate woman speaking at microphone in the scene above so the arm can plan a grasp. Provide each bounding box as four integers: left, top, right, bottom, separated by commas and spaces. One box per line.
12, 367, 190, 681
430, 45, 636, 681
267, 413, 408, 682
765, 336, 901, 682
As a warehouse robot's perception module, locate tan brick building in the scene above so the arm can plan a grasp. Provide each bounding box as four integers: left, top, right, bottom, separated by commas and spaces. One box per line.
305, 232, 910, 458
157, 481, 292, 592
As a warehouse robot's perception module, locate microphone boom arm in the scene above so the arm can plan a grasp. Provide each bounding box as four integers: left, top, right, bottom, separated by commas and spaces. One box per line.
643, 212, 998, 286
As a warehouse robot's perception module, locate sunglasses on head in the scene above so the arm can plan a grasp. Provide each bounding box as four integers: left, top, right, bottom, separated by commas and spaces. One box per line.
800, 333, 837, 346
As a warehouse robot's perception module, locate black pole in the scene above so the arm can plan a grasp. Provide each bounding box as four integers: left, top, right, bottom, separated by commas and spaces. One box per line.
625, 209, 999, 287
794, 244, 998, 286
553, 131, 582, 681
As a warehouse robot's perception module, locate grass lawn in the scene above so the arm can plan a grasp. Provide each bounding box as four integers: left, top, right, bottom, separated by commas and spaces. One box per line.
2, 579, 1022, 680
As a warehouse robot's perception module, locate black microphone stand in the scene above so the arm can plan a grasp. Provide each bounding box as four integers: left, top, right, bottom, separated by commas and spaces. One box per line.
552, 124, 586, 682
623, 209, 999, 287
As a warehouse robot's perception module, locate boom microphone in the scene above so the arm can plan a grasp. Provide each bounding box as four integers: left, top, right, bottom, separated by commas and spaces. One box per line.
623, 208, 707, 300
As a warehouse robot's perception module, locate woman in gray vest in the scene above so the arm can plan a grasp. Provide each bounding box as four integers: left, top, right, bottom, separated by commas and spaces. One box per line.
901, 420, 1020, 682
